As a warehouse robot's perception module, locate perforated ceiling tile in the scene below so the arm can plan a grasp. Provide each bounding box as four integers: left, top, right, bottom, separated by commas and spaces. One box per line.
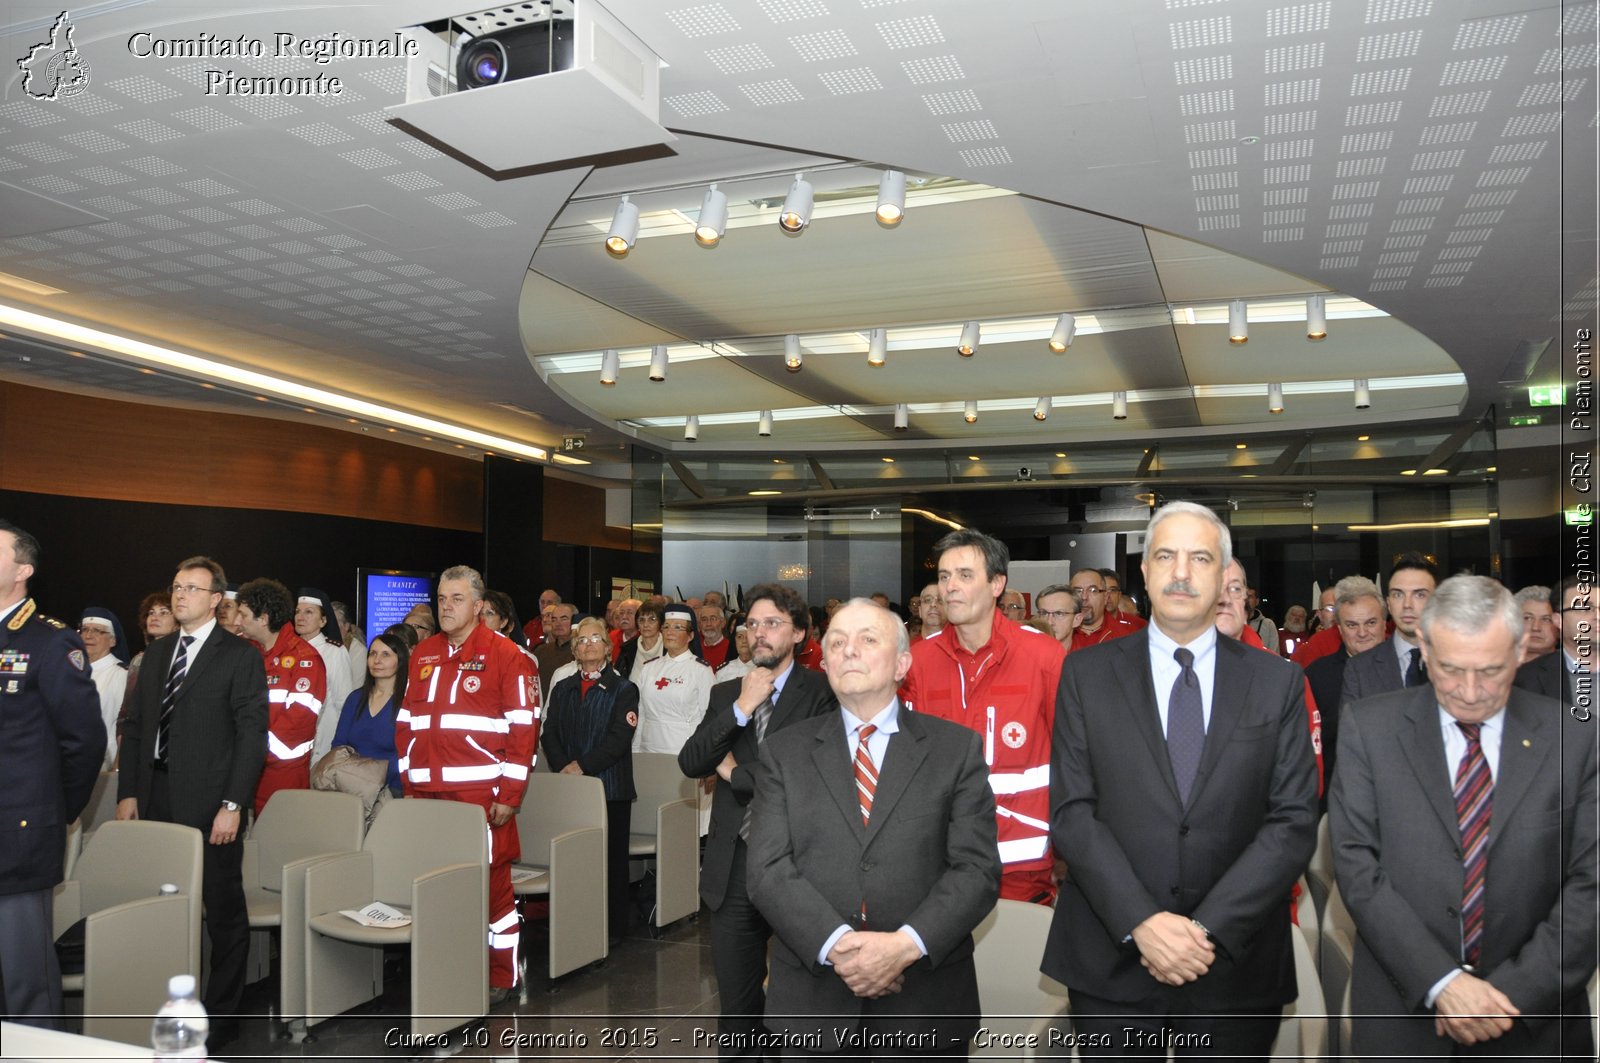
760, 0, 830, 23
1486, 141, 1546, 163
1340, 130, 1393, 152
1170, 16, 1232, 49
72, 165, 133, 185
1179, 89, 1234, 116
1184, 119, 1237, 142
60, 130, 129, 154
269, 240, 318, 255
187, 253, 229, 269
1260, 42, 1324, 71
1560, 4, 1598, 35
384, 171, 443, 191
224, 198, 278, 217
1439, 56, 1507, 86
1395, 195, 1443, 213
741, 78, 805, 105
1267, 2, 1331, 36
1410, 148, 1464, 170
226, 246, 272, 262
1336, 156, 1386, 176
179, 178, 238, 197
1476, 166, 1531, 186
273, 217, 325, 233
105, 265, 153, 280
0, 158, 26, 174
0, 101, 63, 128
354, 249, 398, 263
788, 28, 857, 61
1263, 187, 1309, 204
1365, 0, 1431, 23
664, 91, 730, 117
465, 210, 517, 229
705, 43, 775, 75
901, 54, 965, 84
1380, 246, 1423, 260
359, 66, 407, 95
1418, 120, 1476, 144
181, 231, 229, 245
1518, 78, 1587, 107
1266, 79, 1320, 105
937, 118, 997, 142
345, 110, 395, 136
125, 155, 184, 177
1196, 193, 1240, 211
1320, 255, 1360, 269
57, 93, 119, 117
957, 146, 1012, 167
1323, 238, 1363, 253
1265, 208, 1306, 224
1423, 275, 1465, 287
338, 148, 399, 170
1457, 209, 1504, 225
1453, 14, 1526, 50
1356, 29, 1422, 62
1502, 112, 1563, 136
818, 66, 882, 94
1347, 101, 1402, 124
26, 174, 86, 196
1192, 171, 1238, 190
105, 74, 181, 103
1402, 175, 1452, 194
877, 14, 942, 49
179, 206, 233, 224
920, 88, 982, 115
398, 141, 443, 160
1333, 180, 1382, 199
1266, 164, 1312, 184
1188, 147, 1238, 168
231, 96, 301, 120
394, 263, 435, 276
1351, 68, 1410, 94
1326, 221, 1368, 237
1427, 91, 1490, 117
11, 141, 75, 163
1265, 227, 1306, 242
1197, 214, 1240, 230
1174, 55, 1233, 83
1438, 244, 1482, 259
83, 196, 143, 214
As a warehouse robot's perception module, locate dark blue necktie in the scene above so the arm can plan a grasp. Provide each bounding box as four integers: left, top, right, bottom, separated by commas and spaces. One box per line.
1167, 647, 1205, 803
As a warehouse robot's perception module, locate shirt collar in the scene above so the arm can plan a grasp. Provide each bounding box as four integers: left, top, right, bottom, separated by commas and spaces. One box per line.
1438, 705, 1506, 735
844, 698, 901, 735
0, 598, 23, 626
1391, 630, 1419, 657
1147, 620, 1218, 660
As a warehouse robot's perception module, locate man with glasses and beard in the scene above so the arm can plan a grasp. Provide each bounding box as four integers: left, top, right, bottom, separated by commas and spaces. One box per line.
679, 585, 837, 1058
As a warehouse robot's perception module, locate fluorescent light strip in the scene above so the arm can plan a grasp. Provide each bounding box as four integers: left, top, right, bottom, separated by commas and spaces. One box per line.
1194, 373, 1466, 398
540, 342, 736, 375
1346, 518, 1489, 531
0, 303, 550, 462
1173, 296, 1384, 325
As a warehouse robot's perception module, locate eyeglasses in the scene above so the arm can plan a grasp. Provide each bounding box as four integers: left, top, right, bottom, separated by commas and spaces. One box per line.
1037, 610, 1073, 621
746, 617, 792, 632
1001, 603, 1026, 613
1223, 583, 1246, 599
1076, 587, 1105, 596
170, 583, 214, 596
573, 634, 608, 645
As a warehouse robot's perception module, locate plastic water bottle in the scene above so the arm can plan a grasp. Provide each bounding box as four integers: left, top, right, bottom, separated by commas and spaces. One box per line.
151, 973, 209, 1060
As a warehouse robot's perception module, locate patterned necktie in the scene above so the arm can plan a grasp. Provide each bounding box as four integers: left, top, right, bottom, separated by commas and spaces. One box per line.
1405, 647, 1427, 687
1167, 648, 1205, 804
854, 724, 878, 825
1454, 722, 1492, 967
738, 696, 776, 842
153, 634, 194, 764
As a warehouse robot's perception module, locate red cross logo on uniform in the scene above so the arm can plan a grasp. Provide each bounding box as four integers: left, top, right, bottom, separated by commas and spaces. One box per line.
655, 676, 672, 690
1001, 721, 1027, 749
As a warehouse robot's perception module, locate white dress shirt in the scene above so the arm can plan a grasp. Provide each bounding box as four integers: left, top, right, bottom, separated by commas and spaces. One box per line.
1146, 623, 1219, 734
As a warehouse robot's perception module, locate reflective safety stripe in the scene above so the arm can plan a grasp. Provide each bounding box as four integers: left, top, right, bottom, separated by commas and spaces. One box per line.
489, 910, 519, 933
441, 763, 503, 782
284, 693, 322, 714
489, 931, 519, 948
407, 767, 432, 782
268, 689, 289, 703
505, 708, 535, 726
440, 713, 509, 734
502, 762, 529, 781
395, 708, 411, 723
267, 733, 315, 761
995, 804, 1051, 831
987, 763, 1049, 795
997, 835, 1050, 863
405, 714, 432, 730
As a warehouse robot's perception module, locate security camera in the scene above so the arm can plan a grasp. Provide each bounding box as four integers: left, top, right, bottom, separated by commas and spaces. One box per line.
1017, 467, 1033, 481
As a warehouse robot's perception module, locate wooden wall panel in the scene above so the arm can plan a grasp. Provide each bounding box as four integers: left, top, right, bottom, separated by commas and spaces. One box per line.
0, 381, 483, 531
543, 475, 634, 552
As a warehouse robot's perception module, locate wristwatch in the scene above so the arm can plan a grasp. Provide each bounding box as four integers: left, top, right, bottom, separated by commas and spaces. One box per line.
221, 800, 241, 813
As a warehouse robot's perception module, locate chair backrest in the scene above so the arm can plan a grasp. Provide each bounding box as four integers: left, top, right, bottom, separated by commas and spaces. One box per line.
972, 899, 1070, 1015
515, 774, 607, 862
77, 771, 121, 838
252, 790, 367, 890
630, 753, 698, 838
1270, 919, 1328, 1058
73, 819, 203, 916
1306, 812, 1334, 889
364, 798, 488, 906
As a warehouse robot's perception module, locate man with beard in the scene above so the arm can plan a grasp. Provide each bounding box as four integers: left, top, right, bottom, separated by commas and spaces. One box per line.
679, 584, 837, 1058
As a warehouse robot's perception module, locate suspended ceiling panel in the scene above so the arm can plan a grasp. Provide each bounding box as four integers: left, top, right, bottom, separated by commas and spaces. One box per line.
1173, 318, 1463, 383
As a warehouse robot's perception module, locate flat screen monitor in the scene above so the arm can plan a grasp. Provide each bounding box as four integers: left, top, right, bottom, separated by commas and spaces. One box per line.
358, 568, 434, 635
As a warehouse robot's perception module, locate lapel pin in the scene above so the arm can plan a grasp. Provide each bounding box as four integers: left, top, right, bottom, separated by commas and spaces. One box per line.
1522, 739, 1531, 748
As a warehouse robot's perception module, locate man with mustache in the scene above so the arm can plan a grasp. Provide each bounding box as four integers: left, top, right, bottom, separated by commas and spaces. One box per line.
1341, 551, 1439, 707
679, 584, 837, 1058
1044, 501, 1319, 1059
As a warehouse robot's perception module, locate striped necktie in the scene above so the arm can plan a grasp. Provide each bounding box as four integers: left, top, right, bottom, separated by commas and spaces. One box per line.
738, 696, 775, 842
1453, 721, 1492, 968
854, 724, 878, 825
153, 634, 194, 765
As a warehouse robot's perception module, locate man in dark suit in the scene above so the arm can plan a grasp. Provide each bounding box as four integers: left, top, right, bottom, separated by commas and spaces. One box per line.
0, 520, 106, 1029
747, 598, 1000, 1059
1044, 501, 1319, 1060
679, 583, 838, 1058
1515, 575, 1595, 714
1331, 574, 1597, 1059
117, 555, 268, 1036
1306, 575, 1386, 795
1341, 551, 1439, 706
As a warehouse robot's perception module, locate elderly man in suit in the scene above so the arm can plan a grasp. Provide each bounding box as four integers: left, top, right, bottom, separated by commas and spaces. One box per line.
1044, 500, 1319, 1060
117, 555, 268, 1042
1341, 551, 1439, 707
747, 598, 1000, 1060
1515, 574, 1596, 715
1331, 574, 1597, 1059
679, 583, 838, 1058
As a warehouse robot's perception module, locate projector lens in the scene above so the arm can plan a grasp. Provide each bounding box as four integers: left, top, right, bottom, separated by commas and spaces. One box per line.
460, 39, 507, 87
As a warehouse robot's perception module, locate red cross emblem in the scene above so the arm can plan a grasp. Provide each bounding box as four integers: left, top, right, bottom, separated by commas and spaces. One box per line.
655, 676, 671, 690
1001, 721, 1027, 749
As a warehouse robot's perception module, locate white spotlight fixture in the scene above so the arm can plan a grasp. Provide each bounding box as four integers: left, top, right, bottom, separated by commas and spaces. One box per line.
963, 400, 978, 424
599, 348, 620, 385
783, 334, 802, 371
894, 403, 909, 430
684, 415, 699, 441
695, 184, 728, 246
1112, 391, 1128, 420
778, 173, 813, 233
875, 169, 906, 224
758, 409, 774, 437
1228, 299, 1248, 344
1306, 294, 1327, 341
648, 344, 668, 381
1048, 313, 1076, 352
1268, 382, 1285, 414
867, 328, 887, 366
1033, 396, 1051, 421
1354, 378, 1371, 409
957, 321, 980, 357
605, 196, 639, 254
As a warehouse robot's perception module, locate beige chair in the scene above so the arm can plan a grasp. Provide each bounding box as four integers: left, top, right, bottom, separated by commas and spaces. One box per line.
1305, 812, 1333, 921
1293, 874, 1319, 972
970, 899, 1072, 1058
302, 798, 488, 1040
53, 819, 203, 1046
627, 752, 699, 932
1588, 968, 1598, 1054
61, 818, 82, 881
1269, 920, 1328, 1061
241, 789, 366, 1032
76, 771, 121, 841
1320, 885, 1357, 1060
512, 773, 608, 979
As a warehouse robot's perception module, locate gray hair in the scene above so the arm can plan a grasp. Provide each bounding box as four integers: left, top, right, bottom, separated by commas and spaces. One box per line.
835, 596, 911, 656
1036, 583, 1076, 606
438, 564, 486, 600
1419, 574, 1523, 645
1145, 501, 1233, 569
1513, 585, 1553, 610
1334, 575, 1384, 613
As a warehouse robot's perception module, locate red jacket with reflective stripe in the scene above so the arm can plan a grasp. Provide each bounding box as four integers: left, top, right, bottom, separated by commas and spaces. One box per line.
255, 624, 325, 812
901, 612, 1065, 873
396, 623, 540, 806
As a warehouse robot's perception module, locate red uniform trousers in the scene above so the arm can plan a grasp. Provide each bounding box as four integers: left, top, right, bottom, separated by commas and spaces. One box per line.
414, 788, 521, 989
253, 760, 309, 817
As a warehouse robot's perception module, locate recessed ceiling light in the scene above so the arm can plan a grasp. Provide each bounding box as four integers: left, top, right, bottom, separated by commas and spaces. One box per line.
749, 489, 781, 496
347, 418, 359, 424
881, 457, 895, 463
1357, 434, 1370, 441
302, 407, 315, 413
1235, 443, 1247, 449
253, 394, 268, 401
139, 368, 155, 375
1054, 452, 1066, 458
968, 455, 980, 461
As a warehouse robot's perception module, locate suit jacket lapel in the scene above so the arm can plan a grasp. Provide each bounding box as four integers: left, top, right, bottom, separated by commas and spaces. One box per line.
1487, 692, 1550, 853
1398, 690, 1462, 841
1114, 632, 1182, 806
862, 710, 928, 850
1189, 637, 1250, 809
175, 628, 220, 699
768, 668, 808, 734
812, 716, 867, 843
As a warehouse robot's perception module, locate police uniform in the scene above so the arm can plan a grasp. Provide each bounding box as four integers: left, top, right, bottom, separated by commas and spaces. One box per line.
254, 623, 327, 816
0, 598, 106, 1028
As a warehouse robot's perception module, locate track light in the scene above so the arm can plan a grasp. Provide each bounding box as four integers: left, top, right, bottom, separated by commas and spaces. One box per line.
1048, 313, 1075, 352
1228, 300, 1248, 344
758, 409, 774, 437
1268, 382, 1285, 414
684, 415, 699, 441
778, 173, 813, 233
599, 348, 620, 385
605, 196, 639, 255
958, 321, 980, 357
1354, 378, 1371, 409
964, 400, 978, 424
695, 184, 728, 246
1033, 396, 1051, 421
783, 334, 802, 371
1112, 391, 1128, 420
876, 169, 906, 224
867, 328, 887, 366
1306, 295, 1327, 341
894, 403, 909, 431
649, 344, 668, 381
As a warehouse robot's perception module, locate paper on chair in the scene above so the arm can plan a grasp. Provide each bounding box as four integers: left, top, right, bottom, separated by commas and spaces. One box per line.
510, 867, 542, 883
339, 901, 412, 927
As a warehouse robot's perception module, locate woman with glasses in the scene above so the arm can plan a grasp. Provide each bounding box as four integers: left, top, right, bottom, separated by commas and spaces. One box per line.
480, 590, 527, 648
541, 616, 637, 945
617, 599, 667, 682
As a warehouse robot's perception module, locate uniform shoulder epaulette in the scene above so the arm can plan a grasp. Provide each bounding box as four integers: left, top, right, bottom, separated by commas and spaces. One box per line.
8, 598, 39, 630
40, 614, 67, 629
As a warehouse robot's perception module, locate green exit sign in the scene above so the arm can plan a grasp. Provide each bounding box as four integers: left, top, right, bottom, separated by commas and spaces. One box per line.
1567, 505, 1594, 526
1528, 386, 1566, 406
1508, 414, 1542, 426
